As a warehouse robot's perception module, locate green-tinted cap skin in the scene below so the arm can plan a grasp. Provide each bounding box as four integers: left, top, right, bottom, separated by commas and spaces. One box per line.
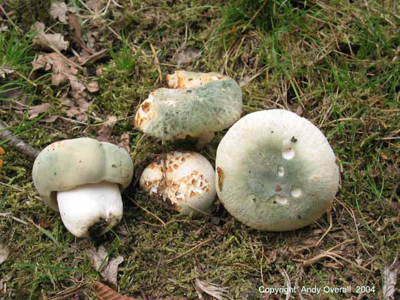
32, 138, 134, 211
134, 72, 242, 140
216, 109, 339, 231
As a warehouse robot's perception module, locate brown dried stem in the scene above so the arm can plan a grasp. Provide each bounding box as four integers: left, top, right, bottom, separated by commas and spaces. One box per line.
0, 121, 40, 161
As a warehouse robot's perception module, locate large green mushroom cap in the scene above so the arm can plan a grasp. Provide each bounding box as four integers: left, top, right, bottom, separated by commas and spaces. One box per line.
32, 138, 134, 212
134, 71, 242, 146
215, 109, 339, 231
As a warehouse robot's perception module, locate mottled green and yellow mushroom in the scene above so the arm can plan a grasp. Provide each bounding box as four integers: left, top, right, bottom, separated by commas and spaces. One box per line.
32, 138, 134, 238
134, 71, 242, 148
215, 109, 339, 231
140, 151, 216, 215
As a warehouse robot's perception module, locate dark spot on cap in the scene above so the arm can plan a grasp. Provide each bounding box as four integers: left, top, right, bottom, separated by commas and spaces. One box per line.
291, 136, 298, 143
217, 167, 224, 191
112, 164, 117, 168
142, 102, 151, 113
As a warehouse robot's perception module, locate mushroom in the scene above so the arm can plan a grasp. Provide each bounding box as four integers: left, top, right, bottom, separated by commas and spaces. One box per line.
215, 109, 339, 231
140, 151, 216, 215
32, 138, 134, 238
134, 71, 242, 148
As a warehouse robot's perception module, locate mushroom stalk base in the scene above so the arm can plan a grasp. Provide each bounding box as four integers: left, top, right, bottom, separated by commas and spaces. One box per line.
57, 182, 123, 238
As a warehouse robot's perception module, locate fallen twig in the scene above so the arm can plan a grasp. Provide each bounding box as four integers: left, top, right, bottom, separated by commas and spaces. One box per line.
126, 195, 166, 226
0, 121, 40, 160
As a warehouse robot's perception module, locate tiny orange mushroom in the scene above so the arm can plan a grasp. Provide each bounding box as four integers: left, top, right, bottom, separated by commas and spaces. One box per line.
0, 147, 4, 171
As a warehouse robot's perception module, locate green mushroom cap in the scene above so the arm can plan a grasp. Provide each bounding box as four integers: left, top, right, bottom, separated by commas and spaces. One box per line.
134, 71, 242, 142
216, 109, 340, 231
32, 138, 134, 211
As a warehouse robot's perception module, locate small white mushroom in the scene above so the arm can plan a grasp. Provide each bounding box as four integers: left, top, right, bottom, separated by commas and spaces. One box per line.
134, 71, 243, 148
32, 138, 134, 238
140, 151, 216, 215
215, 109, 339, 231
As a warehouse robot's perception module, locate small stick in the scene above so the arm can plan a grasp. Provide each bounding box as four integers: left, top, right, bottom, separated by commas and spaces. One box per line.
0, 121, 40, 160
315, 207, 333, 247
150, 43, 162, 82
0, 4, 21, 32
0, 67, 37, 86
0, 212, 28, 225
126, 195, 166, 226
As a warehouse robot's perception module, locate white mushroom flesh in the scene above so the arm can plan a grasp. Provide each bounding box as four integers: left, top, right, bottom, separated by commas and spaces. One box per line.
166, 71, 226, 89
57, 181, 123, 238
140, 151, 216, 215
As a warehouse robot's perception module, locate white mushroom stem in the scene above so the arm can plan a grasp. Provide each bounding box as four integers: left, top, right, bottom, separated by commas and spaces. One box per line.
195, 132, 215, 150
57, 181, 123, 238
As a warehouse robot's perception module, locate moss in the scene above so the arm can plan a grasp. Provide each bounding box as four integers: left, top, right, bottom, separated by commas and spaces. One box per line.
0, 0, 399, 298
7, 0, 53, 30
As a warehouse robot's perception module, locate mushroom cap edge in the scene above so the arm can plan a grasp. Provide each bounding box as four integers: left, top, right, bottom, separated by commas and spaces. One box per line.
32, 137, 134, 212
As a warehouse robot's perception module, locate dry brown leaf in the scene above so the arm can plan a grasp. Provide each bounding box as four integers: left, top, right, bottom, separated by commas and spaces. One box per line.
383, 256, 400, 300
61, 98, 75, 107
176, 48, 200, 67
93, 282, 189, 300
0, 67, 14, 78
69, 12, 93, 53
76, 114, 88, 122
86, 81, 99, 93
0, 25, 9, 32
102, 256, 124, 286
28, 103, 50, 119
70, 78, 86, 95
96, 66, 104, 76
86, 0, 102, 13
84, 31, 98, 50
50, 2, 69, 24
195, 279, 229, 300
295, 105, 303, 116
97, 116, 118, 142
66, 107, 81, 118
119, 132, 130, 153
33, 22, 69, 51
86, 245, 108, 271
93, 282, 137, 300
0, 243, 10, 265
32, 53, 78, 86
86, 245, 123, 285
76, 98, 90, 110
31, 54, 53, 71
43, 115, 59, 123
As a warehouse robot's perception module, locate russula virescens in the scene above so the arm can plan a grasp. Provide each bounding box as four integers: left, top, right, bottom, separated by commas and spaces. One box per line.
140, 151, 216, 215
134, 71, 243, 148
215, 109, 339, 231
32, 138, 134, 238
